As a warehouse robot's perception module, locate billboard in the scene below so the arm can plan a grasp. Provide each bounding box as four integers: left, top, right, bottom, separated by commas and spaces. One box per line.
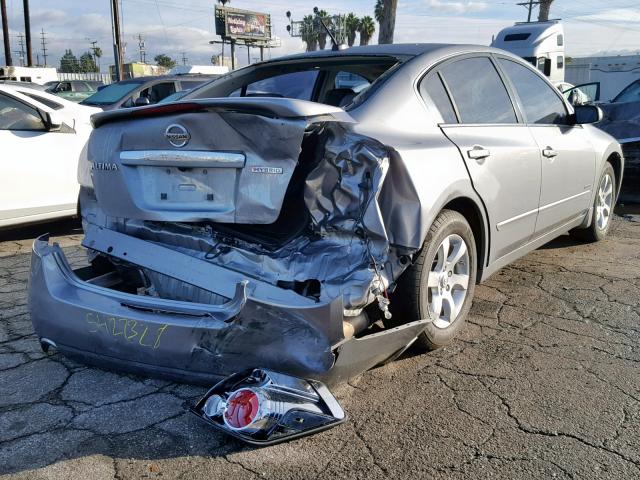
215, 6, 271, 41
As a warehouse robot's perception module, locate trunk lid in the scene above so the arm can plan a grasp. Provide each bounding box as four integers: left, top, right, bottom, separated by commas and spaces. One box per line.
87, 98, 353, 224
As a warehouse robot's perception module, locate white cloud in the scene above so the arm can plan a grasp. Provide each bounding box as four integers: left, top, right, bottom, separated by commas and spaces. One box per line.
423, 0, 488, 15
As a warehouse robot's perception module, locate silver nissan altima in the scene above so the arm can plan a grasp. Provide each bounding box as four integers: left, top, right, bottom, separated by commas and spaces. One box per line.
28, 44, 622, 444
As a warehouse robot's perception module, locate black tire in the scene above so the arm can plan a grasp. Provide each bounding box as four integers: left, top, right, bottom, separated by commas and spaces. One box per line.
390, 209, 477, 350
571, 162, 616, 242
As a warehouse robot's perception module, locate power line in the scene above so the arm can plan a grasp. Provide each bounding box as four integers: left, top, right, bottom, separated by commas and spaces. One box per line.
137, 33, 146, 62
40, 28, 47, 66
516, 0, 542, 22
17, 32, 25, 66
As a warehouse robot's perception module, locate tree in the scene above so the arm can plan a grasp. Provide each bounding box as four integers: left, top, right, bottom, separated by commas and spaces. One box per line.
345, 13, 360, 47
358, 16, 375, 46
59, 49, 79, 73
538, 0, 554, 21
301, 15, 318, 52
154, 53, 176, 69
79, 52, 98, 73
93, 46, 103, 70
378, 0, 398, 44
315, 10, 330, 50
374, 0, 384, 24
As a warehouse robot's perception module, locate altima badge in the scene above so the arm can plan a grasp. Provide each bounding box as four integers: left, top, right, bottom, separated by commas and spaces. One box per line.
92, 162, 118, 171
165, 124, 191, 148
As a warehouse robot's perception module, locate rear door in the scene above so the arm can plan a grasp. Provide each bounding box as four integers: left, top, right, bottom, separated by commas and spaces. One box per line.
426, 55, 542, 263
497, 57, 596, 236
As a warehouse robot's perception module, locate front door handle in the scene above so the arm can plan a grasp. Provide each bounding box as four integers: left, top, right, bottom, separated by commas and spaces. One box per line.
467, 146, 491, 161
542, 147, 558, 158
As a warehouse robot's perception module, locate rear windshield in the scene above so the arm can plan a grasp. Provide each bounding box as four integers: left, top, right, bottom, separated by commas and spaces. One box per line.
613, 80, 640, 103
189, 56, 402, 108
82, 81, 144, 105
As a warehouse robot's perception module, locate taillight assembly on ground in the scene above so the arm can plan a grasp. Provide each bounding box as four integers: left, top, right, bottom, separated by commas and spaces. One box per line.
191, 369, 346, 445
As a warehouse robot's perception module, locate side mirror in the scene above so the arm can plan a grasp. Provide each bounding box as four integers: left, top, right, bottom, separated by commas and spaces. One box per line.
135, 96, 151, 107
45, 111, 63, 131
572, 105, 604, 125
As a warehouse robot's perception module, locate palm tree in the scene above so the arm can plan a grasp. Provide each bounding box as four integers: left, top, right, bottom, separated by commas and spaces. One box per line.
345, 13, 360, 47
538, 0, 554, 21
93, 46, 103, 71
358, 16, 375, 46
378, 0, 398, 44
315, 10, 330, 50
301, 15, 318, 52
374, 0, 384, 24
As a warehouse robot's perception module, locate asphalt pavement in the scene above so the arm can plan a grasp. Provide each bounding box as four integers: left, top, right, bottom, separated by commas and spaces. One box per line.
1, 214, 639, 479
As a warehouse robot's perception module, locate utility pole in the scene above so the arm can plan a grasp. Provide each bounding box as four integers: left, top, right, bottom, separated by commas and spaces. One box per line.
17, 33, 25, 66
0, 0, 11, 66
22, 0, 32, 66
110, 0, 124, 80
40, 29, 47, 66
137, 34, 146, 63
181, 51, 188, 65
517, 0, 541, 22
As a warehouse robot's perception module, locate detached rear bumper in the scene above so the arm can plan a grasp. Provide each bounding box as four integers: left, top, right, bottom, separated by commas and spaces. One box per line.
28, 233, 430, 386
27, 235, 338, 384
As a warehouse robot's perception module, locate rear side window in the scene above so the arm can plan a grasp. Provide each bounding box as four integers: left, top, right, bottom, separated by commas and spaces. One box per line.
440, 57, 517, 124
420, 74, 457, 123
499, 58, 567, 125
20, 92, 63, 110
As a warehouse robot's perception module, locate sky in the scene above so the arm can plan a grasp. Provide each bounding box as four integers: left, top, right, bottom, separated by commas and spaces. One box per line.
2, 0, 640, 71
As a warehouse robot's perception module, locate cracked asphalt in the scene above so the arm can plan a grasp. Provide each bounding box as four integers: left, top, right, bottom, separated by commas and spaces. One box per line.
1, 214, 640, 479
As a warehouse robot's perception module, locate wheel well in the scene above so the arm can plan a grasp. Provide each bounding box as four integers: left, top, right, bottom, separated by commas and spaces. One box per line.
606, 152, 623, 197
443, 197, 486, 283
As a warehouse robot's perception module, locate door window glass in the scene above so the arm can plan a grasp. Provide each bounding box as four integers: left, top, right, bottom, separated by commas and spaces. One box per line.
245, 70, 319, 100
74, 82, 90, 92
0, 94, 46, 131
440, 57, 516, 124
499, 58, 567, 124
138, 82, 177, 104
420, 73, 457, 123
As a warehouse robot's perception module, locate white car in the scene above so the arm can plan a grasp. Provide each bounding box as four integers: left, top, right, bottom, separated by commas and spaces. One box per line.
0, 85, 100, 227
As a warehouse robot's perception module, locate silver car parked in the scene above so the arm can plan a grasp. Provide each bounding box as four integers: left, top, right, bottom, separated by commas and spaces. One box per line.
28, 44, 622, 443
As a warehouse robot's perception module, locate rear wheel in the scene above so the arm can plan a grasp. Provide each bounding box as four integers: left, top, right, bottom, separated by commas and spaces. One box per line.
391, 210, 477, 350
572, 163, 615, 242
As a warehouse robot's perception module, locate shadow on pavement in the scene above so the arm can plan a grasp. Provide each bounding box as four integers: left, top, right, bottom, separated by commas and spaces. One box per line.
0, 218, 82, 242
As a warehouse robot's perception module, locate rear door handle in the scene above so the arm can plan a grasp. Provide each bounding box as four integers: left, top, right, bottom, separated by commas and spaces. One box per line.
542, 147, 558, 158
467, 146, 491, 161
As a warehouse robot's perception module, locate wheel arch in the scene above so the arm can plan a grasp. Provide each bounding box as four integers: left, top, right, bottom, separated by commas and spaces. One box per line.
606, 151, 623, 200
441, 196, 489, 284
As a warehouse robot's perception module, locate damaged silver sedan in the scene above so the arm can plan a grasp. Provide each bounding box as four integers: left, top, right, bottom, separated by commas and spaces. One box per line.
28, 44, 623, 444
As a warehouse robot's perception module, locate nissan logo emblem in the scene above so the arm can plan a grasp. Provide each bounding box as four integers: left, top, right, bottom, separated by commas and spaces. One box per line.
165, 124, 190, 148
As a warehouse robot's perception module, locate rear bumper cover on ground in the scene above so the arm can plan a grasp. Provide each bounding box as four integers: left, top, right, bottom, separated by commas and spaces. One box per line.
28, 235, 429, 386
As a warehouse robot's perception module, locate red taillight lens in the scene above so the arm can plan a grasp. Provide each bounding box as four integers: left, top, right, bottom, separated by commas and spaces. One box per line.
224, 389, 260, 430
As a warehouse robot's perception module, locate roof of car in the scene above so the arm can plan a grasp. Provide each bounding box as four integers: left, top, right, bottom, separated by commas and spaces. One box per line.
116, 74, 219, 84
272, 43, 497, 62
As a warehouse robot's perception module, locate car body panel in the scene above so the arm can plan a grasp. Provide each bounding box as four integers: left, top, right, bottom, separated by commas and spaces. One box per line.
28, 44, 623, 386
0, 86, 100, 227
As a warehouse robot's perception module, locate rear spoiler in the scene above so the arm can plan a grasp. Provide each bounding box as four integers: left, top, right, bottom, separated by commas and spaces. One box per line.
91, 97, 354, 128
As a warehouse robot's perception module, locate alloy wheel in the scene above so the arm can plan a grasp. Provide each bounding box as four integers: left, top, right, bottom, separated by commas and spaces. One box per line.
427, 234, 470, 329
596, 172, 613, 231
